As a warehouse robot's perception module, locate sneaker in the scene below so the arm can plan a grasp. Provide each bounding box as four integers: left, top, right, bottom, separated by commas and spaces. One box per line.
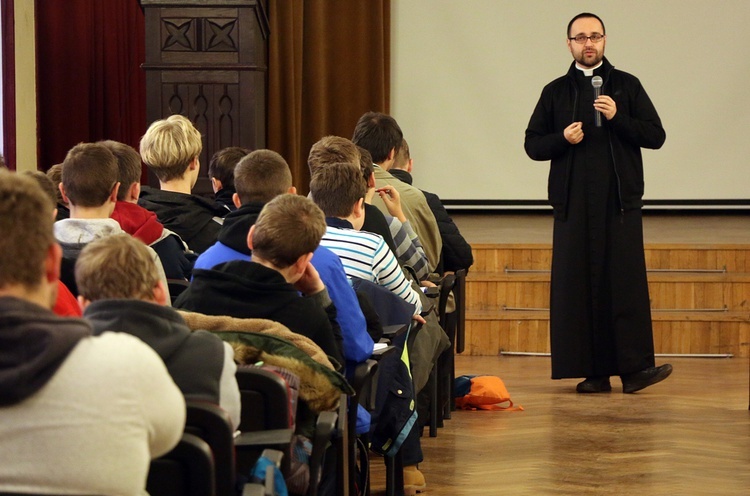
404, 465, 426, 495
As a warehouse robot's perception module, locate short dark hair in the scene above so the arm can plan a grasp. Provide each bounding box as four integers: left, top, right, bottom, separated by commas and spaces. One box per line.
0, 171, 55, 289
251, 194, 326, 269
352, 112, 403, 164
99, 140, 142, 201
22, 171, 58, 206
393, 138, 411, 170
234, 149, 293, 204
46, 164, 66, 205
567, 12, 606, 37
356, 146, 374, 188
309, 162, 366, 218
61, 143, 118, 207
307, 136, 361, 177
209, 146, 251, 190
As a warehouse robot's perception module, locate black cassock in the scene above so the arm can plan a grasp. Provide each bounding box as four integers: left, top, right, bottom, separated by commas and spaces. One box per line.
549, 69, 655, 379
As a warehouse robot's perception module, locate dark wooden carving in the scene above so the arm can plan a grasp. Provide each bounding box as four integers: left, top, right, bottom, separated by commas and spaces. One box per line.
141, 0, 268, 194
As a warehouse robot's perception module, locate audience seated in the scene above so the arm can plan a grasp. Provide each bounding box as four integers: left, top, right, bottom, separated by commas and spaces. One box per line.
0, 170, 185, 495
209, 146, 251, 211
390, 139, 474, 274
103, 139, 194, 280
138, 115, 229, 253
194, 149, 374, 368
175, 194, 345, 367
353, 111, 443, 273
309, 162, 423, 315
53, 142, 170, 300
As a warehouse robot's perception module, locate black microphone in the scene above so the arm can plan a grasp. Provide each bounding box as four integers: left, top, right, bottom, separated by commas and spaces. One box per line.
591, 76, 603, 127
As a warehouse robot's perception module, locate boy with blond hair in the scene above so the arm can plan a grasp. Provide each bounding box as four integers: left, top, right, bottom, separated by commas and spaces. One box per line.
138, 114, 229, 253
76, 234, 240, 429
103, 139, 194, 280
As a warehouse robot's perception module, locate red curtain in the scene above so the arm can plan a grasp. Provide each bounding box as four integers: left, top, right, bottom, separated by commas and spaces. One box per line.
35, 0, 146, 173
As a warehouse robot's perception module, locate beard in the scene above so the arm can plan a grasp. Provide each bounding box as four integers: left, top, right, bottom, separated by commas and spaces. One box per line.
574, 47, 603, 68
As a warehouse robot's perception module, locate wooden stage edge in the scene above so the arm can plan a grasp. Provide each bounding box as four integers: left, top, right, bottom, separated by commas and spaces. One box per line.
450, 211, 750, 246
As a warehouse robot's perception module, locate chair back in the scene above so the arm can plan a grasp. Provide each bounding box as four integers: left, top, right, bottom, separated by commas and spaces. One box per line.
234, 366, 293, 478
185, 400, 236, 496
147, 432, 215, 496
453, 269, 467, 354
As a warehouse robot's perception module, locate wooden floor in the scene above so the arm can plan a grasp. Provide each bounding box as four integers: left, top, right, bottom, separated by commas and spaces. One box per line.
450, 212, 750, 245
370, 355, 750, 495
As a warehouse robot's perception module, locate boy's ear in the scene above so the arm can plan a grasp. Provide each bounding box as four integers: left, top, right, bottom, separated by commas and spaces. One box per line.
77, 295, 91, 313
293, 252, 314, 275
387, 147, 396, 161
246, 224, 255, 250
127, 182, 141, 202
211, 177, 222, 193
287, 186, 297, 195
109, 182, 121, 203
353, 197, 365, 218
232, 192, 242, 209
153, 280, 169, 306
59, 183, 70, 204
46, 243, 62, 284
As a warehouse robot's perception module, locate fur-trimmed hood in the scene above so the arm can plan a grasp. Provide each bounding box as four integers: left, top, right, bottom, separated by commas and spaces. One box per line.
178, 311, 352, 412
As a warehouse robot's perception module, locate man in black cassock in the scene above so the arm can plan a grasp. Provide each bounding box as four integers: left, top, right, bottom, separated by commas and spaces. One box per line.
524, 12, 672, 393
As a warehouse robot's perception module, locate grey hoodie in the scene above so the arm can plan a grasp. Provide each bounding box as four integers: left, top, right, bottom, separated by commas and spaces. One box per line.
0, 297, 90, 406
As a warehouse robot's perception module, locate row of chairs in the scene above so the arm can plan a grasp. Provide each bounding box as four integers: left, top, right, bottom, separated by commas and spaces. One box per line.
148, 269, 466, 496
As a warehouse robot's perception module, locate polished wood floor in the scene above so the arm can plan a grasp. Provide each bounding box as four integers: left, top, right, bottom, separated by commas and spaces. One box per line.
370, 355, 750, 495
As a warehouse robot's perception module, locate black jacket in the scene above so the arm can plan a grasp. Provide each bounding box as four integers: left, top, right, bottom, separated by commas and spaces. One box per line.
138, 186, 229, 253
216, 201, 264, 254
389, 169, 473, 272
174, 261, 344, 366
524, 58, 666, 220
85, 299, 225, 404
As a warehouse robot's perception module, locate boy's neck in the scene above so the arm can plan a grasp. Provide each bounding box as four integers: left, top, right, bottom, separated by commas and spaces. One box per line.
68, 203, 115, 220
159, 176, 194, 195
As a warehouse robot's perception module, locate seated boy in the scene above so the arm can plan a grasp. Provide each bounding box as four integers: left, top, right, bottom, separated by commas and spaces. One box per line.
76, 234, 240, 429
175, 194, 345, 366
54, 142, 170, 300
102, 139, 194, 280
209, 146, 251, 211
309, 162, 423, 315
138, 114, 229, 253
0, 170, 184, 495
195, 149, 374, 367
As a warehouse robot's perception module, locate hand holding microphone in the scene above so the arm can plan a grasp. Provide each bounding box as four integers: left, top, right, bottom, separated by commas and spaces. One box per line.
591, 76, 617, 124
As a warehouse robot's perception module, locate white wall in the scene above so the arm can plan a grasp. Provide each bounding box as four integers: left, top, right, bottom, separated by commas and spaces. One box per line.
391, 1, 750, 207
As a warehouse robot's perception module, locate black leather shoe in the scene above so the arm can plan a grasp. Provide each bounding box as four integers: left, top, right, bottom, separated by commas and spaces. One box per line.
576, 376, 612, 393
621, 364, 673, 394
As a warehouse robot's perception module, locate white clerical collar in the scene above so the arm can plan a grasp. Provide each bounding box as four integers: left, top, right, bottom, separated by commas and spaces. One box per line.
576, 61, 603, 76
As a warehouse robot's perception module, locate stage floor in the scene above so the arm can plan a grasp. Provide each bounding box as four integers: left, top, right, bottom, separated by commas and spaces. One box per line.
451, 212, 750, 245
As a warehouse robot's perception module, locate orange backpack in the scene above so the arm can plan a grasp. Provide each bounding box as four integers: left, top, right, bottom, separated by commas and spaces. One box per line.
454, 375, 524, 411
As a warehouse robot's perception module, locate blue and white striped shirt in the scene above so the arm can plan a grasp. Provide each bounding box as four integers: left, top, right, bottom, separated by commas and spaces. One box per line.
320, 226, 422, 315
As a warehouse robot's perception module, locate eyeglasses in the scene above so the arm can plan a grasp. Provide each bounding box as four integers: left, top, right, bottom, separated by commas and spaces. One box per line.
569, 34, 605, 44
